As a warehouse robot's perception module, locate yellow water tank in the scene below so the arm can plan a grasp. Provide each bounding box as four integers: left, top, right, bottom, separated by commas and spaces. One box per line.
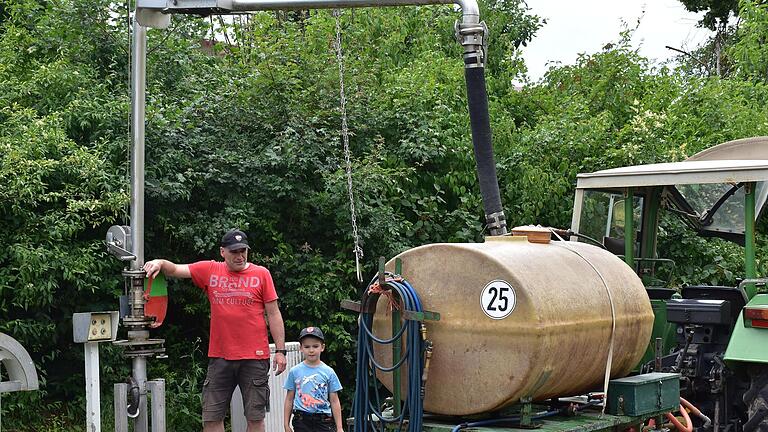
372, 235, 654, 416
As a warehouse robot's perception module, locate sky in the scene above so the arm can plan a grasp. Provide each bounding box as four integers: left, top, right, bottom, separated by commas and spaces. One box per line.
520, 0, 712, 82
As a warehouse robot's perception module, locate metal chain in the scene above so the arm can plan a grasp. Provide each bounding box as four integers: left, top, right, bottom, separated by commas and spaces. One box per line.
333, 9, 364, 283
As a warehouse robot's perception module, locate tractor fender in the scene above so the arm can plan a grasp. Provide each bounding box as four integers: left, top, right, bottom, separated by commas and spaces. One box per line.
725, 294, 768, 365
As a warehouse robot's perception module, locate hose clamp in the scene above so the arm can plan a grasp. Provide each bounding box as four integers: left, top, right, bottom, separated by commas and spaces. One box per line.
486, 211, 508, 236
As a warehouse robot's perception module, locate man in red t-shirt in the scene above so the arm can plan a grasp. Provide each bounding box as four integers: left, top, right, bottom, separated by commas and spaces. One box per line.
144, 229, 286, 432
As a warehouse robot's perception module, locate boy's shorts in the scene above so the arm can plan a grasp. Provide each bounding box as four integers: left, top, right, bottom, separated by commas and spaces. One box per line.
292, 410, 334, 432
202, 357, 270, 422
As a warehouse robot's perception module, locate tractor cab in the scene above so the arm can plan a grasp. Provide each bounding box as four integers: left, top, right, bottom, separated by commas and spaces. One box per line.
570, 137, 768, 432
572, 141, 768, 280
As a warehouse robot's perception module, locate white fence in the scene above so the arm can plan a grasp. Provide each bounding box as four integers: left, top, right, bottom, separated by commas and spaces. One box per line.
230, 342, 301, 432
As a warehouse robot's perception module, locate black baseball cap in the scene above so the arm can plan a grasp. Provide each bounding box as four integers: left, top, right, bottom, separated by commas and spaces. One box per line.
221, 229, 250, 251
299, 326, 324, 342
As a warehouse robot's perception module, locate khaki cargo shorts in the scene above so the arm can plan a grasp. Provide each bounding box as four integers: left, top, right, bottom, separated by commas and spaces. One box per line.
202, 358, 270, 422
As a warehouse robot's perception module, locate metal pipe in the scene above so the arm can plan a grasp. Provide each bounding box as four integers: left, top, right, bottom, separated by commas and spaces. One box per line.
130, 17, 149, 432
223, 0, 478, 19
130, 18, 147, 272
132, 357, 148, 432
392, 259, 403, 417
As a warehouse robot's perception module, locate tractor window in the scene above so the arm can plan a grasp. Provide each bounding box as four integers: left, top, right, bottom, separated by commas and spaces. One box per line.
579, 191, 643, 254
675, 183, 745, 234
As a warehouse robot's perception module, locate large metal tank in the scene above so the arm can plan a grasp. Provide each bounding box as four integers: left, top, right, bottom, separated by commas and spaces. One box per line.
372, 234, 654, 416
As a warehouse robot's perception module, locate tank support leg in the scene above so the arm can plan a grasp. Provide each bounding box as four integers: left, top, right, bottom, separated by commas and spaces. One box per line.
521, 397, 533, 427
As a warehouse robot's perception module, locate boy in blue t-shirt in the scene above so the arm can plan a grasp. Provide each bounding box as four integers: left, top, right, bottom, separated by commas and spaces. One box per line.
283, 326, 343, 432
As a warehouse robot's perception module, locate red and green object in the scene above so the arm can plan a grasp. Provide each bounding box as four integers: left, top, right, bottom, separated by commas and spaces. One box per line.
144, 273, 168, 328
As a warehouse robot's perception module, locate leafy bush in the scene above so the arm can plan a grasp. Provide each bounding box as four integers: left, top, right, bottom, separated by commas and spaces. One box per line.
2, 0, 768, 428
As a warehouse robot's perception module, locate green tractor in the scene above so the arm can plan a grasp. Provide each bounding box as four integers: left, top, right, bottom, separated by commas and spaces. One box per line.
570, 136, 768, 432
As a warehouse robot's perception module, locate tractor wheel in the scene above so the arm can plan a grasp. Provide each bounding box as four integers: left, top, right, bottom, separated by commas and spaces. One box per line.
744, 365, 768, 432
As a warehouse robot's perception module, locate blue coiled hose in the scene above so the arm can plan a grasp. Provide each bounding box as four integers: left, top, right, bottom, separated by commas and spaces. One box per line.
352, 274, 425, 432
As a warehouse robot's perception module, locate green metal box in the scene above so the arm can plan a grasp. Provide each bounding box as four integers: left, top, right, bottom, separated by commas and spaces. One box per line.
606, 373, 680, 416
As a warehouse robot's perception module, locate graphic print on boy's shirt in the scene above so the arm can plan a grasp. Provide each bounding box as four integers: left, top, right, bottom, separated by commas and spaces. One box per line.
297, 374, 329, 410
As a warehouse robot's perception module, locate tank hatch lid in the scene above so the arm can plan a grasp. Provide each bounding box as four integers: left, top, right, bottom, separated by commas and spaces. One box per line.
509, 225, 551, 244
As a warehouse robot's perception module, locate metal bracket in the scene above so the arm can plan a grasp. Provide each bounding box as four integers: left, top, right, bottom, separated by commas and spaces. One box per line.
402, 310, 440, 321
136, 8, 171, 29
341, 299, 375, 314
519, 397, 542, 429
341, 299, 440, 321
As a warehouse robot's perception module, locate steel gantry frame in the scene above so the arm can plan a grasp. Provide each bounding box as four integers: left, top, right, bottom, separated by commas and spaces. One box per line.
119, 0, 507, 430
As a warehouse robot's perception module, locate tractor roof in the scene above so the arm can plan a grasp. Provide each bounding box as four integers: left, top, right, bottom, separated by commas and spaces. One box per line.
576, 136, 768, 190
572, 137, 768, 243
575, 159, 768, 189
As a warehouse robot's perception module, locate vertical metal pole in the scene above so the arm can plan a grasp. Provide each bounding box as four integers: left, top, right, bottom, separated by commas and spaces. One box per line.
745, 182, 757, 299
85, 343, 102, 432
570, 189, 584, 241
606, 194, 615, 239
148, 380, 166, 432
130, 16, 149, 432
133, 356, 148, 432
624, 188, 635, 271
114, 383, 129, 432
392, 259, 403, 418
130, 16, 147, 271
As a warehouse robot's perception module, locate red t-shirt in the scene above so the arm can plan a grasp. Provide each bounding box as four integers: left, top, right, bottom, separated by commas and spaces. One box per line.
189, 261, 278, 360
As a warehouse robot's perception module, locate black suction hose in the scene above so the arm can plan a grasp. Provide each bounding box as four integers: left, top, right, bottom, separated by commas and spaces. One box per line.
464, 66, 507, 236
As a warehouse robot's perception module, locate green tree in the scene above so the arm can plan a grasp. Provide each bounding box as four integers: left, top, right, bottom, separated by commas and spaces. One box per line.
680, 0, 740, 30
729, 0, 768, 80
677, 0, 740, 76
4, 0, 768, 428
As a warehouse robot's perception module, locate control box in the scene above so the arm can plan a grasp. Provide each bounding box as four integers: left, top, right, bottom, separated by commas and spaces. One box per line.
73, 312, 119, 343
